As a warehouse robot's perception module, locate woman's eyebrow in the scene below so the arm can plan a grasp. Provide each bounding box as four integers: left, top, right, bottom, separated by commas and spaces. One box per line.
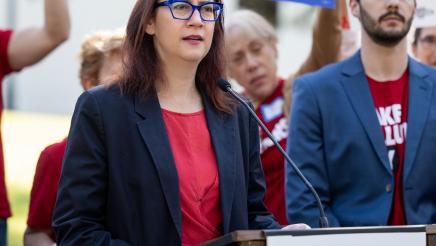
198, 0, 218, 4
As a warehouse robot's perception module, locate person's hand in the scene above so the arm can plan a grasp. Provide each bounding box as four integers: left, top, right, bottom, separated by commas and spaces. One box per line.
281, 223, 311, 230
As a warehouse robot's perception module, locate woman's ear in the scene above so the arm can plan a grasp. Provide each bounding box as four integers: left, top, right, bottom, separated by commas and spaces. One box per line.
272, 43, 278, 60
268, 38, 279, 59
145, 19, 156, 35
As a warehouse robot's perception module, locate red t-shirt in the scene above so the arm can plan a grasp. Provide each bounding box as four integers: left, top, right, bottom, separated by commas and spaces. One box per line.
27, 138, 67, 230
367, 70, 409, 225
255, 80, 288, 225
162, 109, 222, 246
0, 29, 14, 219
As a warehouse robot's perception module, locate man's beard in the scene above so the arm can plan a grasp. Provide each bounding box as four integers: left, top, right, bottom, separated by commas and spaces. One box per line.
360, 7, 413, 47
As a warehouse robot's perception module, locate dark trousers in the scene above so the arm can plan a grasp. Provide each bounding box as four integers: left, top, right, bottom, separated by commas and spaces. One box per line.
0, 219, 6, 246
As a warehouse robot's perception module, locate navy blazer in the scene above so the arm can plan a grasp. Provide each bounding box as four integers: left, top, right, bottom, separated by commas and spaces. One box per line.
53, 85, 280, 245
286, 51, 436, 227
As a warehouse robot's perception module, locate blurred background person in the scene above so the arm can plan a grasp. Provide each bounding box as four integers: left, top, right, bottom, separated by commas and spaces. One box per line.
23, 29, 124, 246
411, 0, 436, 67
0, 0, 70, 244
224, 0, 344, 225
412, 26, 436, 67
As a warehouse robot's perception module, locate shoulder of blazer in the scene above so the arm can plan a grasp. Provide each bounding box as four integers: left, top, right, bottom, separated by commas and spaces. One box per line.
295, 51, 364, 89
86, 83, 123, 100
84, 83, 135, 110
409, 57, 436, 81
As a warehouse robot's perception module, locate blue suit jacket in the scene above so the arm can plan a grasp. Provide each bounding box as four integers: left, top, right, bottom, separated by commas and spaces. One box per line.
53, 85, 280, 246
286, 51, 436, 227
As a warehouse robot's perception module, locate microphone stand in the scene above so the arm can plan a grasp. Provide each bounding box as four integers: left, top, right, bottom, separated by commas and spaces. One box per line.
219, 79, 329, 228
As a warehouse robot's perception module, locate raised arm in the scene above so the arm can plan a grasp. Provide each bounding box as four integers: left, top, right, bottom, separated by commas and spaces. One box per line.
296, 0, 344, 75
283, 0, 344, 117
7, 0, 70, 70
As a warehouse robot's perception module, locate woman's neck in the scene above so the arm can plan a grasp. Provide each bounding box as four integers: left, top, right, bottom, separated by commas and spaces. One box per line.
156, 59, 203, 113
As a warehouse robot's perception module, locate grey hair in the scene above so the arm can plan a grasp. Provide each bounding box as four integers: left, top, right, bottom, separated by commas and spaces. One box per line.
225, 9, 278, 46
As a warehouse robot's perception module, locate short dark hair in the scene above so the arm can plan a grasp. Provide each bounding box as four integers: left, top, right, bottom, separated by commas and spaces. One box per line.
413, 28, 422, 47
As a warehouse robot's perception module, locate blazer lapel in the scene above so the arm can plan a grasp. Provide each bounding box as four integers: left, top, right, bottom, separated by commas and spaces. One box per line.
404, 59, 433, 179
134, 94, 182, 239
339, 52, 392, 174
203, 96, 236, 233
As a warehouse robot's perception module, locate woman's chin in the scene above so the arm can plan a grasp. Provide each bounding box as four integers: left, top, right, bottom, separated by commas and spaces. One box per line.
180, 53, 208, 63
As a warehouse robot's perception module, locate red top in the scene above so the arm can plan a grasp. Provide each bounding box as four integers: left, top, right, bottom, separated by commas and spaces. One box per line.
162, 109, 222, 246
367, 70, 409, 225
255, 80, 288, 225
27, 138, 67, 230
0, 29, 14, 218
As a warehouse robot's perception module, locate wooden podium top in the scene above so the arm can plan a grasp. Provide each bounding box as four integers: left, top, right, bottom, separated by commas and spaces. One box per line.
427, 224, 436, 234
201, 230, 265, 246
202, 225, 436, 246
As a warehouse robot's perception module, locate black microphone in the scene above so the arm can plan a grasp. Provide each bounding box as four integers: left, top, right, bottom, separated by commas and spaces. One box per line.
217, 79, 329, 228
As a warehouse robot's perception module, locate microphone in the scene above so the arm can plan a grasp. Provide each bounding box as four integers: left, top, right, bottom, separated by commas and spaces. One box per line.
217, 79, 329, 228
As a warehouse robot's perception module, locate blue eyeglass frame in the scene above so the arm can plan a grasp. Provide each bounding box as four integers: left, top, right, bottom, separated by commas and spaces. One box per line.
155, 0, 224, 22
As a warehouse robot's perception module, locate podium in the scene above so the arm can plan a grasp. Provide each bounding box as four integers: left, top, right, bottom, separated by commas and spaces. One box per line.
202, 225, 436, 246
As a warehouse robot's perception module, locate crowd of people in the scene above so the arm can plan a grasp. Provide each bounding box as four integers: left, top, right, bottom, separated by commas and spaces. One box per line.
0, 0, 435, 245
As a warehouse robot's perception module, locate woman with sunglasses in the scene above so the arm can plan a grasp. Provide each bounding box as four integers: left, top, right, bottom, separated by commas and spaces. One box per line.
52, 1, 306, 245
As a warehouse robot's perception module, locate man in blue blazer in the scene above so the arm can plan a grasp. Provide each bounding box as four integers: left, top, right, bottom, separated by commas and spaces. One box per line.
286, 0, 436, 227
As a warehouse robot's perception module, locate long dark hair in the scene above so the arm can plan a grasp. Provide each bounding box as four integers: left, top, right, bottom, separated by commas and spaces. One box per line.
120, 0, 234, 113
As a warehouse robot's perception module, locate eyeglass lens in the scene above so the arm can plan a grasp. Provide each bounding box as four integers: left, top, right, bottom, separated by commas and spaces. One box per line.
171, 2, 220, 21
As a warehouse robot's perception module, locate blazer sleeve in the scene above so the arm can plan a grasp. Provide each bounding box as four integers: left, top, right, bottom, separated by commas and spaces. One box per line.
52, 91, 131, 246
246, 104, 282, 230
285, 77, 340, 228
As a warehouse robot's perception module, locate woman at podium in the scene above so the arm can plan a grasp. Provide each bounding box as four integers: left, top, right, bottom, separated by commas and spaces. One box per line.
52, 0, 304, 245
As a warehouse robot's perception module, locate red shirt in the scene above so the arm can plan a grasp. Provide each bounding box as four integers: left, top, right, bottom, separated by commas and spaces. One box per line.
255, 80, 288, 225
162, 109, 222, 246
367, 70, 409, 225
27, 138, 67, 230
0, 29, 14, 218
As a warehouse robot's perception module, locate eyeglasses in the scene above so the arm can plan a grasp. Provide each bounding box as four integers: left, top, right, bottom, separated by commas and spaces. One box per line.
418, 35, 436, 50
372, 0, 414, 3
155, 1, 223, 22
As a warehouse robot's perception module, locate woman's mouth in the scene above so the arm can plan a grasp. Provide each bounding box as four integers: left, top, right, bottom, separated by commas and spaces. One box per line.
182, 35, 204, 45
